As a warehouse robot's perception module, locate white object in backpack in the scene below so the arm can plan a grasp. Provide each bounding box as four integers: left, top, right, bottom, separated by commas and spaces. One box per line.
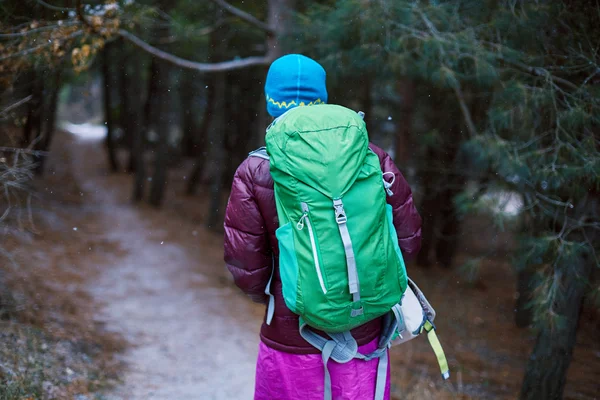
391, 278, 450, 380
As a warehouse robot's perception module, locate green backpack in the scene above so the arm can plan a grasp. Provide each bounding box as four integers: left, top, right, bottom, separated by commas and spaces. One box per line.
255, 104, 409, 400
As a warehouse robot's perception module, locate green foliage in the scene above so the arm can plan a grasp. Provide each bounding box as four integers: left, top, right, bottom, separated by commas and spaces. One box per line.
297, 0, 600, 328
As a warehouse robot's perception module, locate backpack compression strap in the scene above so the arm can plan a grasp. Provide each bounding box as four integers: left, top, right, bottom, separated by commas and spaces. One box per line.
248, 148, 275, 325
298, 305, 402, 400
332, 198, 362, 315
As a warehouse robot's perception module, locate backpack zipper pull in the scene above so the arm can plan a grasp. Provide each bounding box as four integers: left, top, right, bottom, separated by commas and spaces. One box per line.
382, 172, 395, 196
297, 209, 309, 230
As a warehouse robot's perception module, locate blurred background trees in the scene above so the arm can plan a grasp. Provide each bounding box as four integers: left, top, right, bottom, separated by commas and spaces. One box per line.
1, 1, 598, 399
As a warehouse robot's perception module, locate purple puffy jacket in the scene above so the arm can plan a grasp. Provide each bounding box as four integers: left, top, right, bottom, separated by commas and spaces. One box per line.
224, 143, 422, 354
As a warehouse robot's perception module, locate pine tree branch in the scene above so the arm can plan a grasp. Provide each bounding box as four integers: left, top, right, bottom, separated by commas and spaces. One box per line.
506, 60, 580, 91
209, 0, 273, 35
0, 30, 84, 61
118, 29, 271, 72
0, 21, 81, 38
452, 83, 477, 137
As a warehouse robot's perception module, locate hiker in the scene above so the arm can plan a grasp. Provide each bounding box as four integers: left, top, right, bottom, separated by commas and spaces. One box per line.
224, 54, 422, 400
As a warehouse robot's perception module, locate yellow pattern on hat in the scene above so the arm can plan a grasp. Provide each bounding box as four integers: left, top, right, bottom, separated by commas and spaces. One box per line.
267, 94, 324, 109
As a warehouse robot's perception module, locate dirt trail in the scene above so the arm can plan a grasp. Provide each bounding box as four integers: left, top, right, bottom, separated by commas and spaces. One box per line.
53, 131, 262, 399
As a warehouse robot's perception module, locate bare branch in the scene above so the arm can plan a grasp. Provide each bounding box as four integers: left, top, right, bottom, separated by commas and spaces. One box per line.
0, 147, 49, 156
35, 0, 75, 12
209, 0, 274, 35
0, 95, 33, 117
499, 58, 581, 91
118, 29, 271, 72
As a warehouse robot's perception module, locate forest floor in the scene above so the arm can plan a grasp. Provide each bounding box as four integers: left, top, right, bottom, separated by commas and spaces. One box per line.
2, 129, 599, 399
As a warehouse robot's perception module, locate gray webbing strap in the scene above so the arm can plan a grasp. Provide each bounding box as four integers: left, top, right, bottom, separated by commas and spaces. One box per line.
264, 260, 275, 325
299, 322, 358, 363
249, 148, 272, 321
248, 147, 270, 160
300, 321, 357, 400
374, 351, 389, 400
391, 304, 404, 336
299, 311, 404, 400
332, 199, 361, 307
322, 341, 336, 400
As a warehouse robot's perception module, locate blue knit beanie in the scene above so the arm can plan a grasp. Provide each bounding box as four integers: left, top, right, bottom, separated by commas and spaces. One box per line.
265, 54, 328, 118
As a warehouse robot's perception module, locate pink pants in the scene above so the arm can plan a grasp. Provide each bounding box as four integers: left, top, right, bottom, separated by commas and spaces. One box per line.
254, 337, 391, 400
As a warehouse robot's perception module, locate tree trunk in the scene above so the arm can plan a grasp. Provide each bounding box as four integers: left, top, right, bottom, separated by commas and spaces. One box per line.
360, 77, 373, 128
267, 0, 295, 59
180, 69, 197, 158
394, 78, 415, 167
416, 154, 438, 267
102, 43, 119, 173
206, 71, 227, 229
149, 59, 171, 208
118, 40, 137, 173
433, 124, 465, 268
434, 188, 461, 268
143, 57, 160, 132
22, 70, 39, 147
23, 72, 45, 149
186, 75, 215, 194
148, 13, 174, 208
520, 194, 598, 399
519, 253, 593, 399
34, 67, 63, 175
128, 53, 145, 202
186, 81, 214, 195
417, 87, 465, 268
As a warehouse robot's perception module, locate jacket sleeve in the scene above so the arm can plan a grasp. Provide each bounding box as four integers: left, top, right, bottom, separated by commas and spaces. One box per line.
373, 145, 422, 261
224, 159, 271, 304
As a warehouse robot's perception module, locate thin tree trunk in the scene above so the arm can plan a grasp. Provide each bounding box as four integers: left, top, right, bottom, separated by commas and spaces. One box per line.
180, 69, 197, 157
266, 0, 294, 60
22, 70, 39, 147
143, 57, 160, 131
34, 67, 63, 175
204, 7, 228, 228
360, 77, 372, 128
118, 40, 136, 173
206, 71, 226, 229
434, 182, 462, 268
148, 62, 171, 207
148, 8, 174, 208
23, 73, 45, 149
186, 74, 215, 195
221, 73, 239, 191
433, 122, 464, 268
129, 54, 145, 202
102, 43, 119, 172
394, 78, 415, 166
417, 145, 438, 267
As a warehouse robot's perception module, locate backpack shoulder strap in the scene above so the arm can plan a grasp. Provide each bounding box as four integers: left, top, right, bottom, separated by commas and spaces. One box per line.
248, 147, 270, 160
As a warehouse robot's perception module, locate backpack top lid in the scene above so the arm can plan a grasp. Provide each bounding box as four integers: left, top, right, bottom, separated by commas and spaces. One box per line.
265, 104, 369, 199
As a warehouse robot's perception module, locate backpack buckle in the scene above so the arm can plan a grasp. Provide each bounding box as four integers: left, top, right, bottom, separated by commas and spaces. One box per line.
333, 200, 347, 224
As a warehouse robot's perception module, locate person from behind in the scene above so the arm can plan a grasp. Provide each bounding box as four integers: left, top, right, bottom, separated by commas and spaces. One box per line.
224, 54, 422, 400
